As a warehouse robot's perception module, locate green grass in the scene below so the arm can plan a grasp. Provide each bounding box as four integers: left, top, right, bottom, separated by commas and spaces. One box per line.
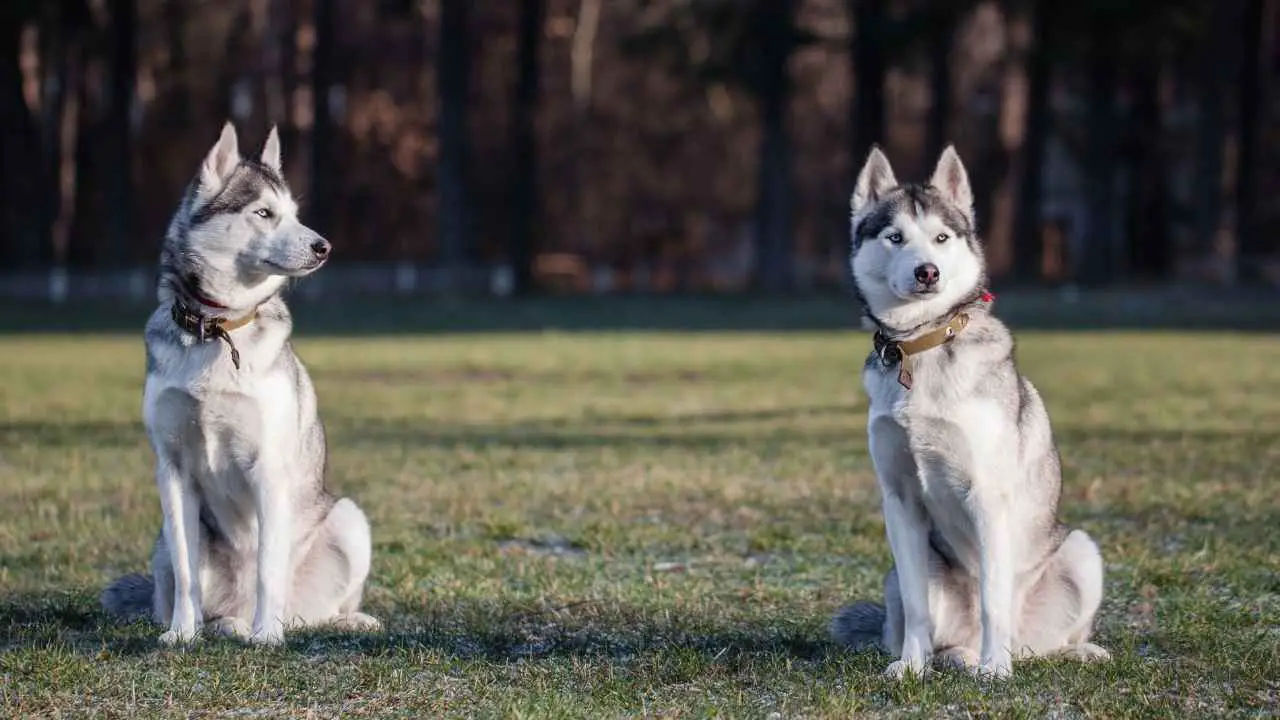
2, 304, 1279, 717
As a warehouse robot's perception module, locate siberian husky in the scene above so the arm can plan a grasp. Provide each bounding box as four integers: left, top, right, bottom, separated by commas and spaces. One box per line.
101, 122, 381, 645
830, 146, 1109, 679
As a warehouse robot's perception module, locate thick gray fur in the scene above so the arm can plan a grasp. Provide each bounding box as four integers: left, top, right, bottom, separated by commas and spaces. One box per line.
836, 145, 1110, 679
101, 122, 381, 645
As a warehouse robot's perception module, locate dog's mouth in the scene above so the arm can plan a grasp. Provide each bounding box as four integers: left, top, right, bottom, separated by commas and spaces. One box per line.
263, 257, 326, 277
889, 281, 942, 300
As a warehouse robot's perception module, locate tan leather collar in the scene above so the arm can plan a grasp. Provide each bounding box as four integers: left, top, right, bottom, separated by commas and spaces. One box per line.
873, 312, 970, 389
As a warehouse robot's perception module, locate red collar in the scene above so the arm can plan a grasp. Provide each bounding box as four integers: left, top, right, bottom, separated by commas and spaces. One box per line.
191, 288, 229, 309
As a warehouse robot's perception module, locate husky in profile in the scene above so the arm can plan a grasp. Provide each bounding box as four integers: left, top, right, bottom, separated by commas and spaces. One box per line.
830, 146, 1109, 679
101, 122, 380, 645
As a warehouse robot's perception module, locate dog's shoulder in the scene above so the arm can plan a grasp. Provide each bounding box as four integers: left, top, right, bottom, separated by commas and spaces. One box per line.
951, 310, 1014, 363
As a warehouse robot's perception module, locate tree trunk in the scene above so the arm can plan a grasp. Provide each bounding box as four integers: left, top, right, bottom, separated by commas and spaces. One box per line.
570, 0, 601, 271
42, 0, 83, 270
1123, 61, 1170, 280
68, 41, 100, 271
510, 0, 544, 295
277, 0, 297, 165
309, 0, 335, 236
851, 0, 886, 156
164, 0, 188, 126
1192, 0, 1242, 277
0, 9, 43, 268
753, 0, 794, 293
1235, 0, 1267, 281
1011, 0, 1052, 282
925, 4, 954, 161
1077, 14, 1119, 286
104, 0, 136, 267
437, 0, 470, 288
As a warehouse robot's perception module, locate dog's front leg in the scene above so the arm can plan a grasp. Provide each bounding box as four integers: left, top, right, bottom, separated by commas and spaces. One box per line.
881, 491, 933, 678
975, 500, 1015, 679
250, 464, 292, 646
157, 459, 202, 645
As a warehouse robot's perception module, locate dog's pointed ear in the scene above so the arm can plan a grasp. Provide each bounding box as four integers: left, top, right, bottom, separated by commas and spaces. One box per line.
199, 121, 240, 193
852, 146, 897, 215
260, 125, 282, 172
930, 145, 974, 223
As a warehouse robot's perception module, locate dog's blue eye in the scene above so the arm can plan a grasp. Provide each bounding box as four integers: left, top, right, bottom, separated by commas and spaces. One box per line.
887, 232, 903, 244
936, 232, 949, 243
255, 208, 273, 219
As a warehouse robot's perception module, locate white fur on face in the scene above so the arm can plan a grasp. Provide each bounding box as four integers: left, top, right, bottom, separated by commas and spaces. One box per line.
247, 188, 321, 277
851, 209, 983, 333
184, 185, 317, 312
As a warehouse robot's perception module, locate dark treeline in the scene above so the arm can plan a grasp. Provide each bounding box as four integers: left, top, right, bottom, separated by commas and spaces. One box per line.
0, 0, 1276, 293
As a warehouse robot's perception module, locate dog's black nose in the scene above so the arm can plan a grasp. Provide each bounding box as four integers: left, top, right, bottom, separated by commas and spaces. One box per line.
914, 263, 940, 286
311, 239, 331, 258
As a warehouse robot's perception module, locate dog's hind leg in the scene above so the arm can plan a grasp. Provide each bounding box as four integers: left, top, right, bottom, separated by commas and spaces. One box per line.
287, 498, 382, 632
862, 550, 982, 673
925, 554, 981, 673
152, 524, 255, 639
1015, 529, 1109, 662
325, 498, 381, 631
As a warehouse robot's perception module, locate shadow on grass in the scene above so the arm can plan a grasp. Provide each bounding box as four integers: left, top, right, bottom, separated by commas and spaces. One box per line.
6, 416, 1280, 456
4, 291, 1280, 335
0, 406, 862, 453
0, 590, 835, 665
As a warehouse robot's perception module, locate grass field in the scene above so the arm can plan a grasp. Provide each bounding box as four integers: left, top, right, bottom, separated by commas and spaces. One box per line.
1, 299, 1278, 717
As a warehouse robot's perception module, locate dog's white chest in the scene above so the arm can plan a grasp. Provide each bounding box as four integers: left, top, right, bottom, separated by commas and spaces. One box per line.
864, 360, 1010, 569
144, 342, 301, 546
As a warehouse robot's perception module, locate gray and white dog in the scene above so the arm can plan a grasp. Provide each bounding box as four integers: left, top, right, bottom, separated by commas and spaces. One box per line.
101, 122, 380, 645
830, 146, 1109, 679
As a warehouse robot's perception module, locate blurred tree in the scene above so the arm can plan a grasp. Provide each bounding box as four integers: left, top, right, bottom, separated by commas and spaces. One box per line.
752, 0, 796, 292
1192, 0, 1244, 278
1011, 0, 1052, 283
67, 0, 105, 270
620, 0, 818, 291
1236, 0, 1269, 281
1114, 0, 1208, 281
437, 0, 471, 287
310, 0, 335, 237
923, 1, 956, 161
851, 0, 887, 159
0, 0, 46, 268
104, 0, 137, 267
264, 0, 297, 160
1077, 8, 1121, 286
510, 0, 544, 295
44, 0, 92, 270
1122, 56, 1171, 281
164, 0, 188, 126
568, 0, 602, 270
1034, 0, 1205, 285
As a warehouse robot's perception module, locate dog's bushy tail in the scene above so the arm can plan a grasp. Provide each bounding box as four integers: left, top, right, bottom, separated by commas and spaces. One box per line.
830, 601, 886, 651
100, 573, 154, 622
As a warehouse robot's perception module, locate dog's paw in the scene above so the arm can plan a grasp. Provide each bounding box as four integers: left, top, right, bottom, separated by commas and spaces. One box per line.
936, 647, 980, 671
1060, 642, 1111, 663
207, 617, 253, 641
158, 625, 200, 646
330, 612, 383, 633
249, 620, 286, 647
883, 659, 929, 680
972, 655, 1014, 681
